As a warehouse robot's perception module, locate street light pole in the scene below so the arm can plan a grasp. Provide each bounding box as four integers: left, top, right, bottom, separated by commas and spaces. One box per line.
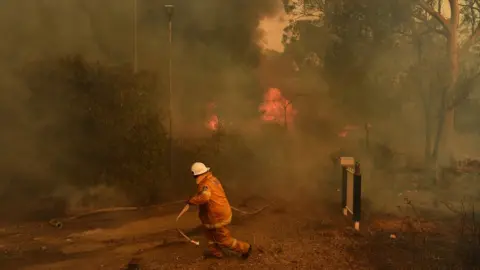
165, 5, 174, 182
133, 0, 138, 73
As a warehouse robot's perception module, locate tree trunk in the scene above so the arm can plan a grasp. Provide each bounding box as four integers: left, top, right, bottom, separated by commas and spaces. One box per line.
432, 1, 460, 185
438, 17, 460, 167
424, 81, 443, 184
424, 108, 432, 163
430, 0, 459, 167
422, 80, 433, 165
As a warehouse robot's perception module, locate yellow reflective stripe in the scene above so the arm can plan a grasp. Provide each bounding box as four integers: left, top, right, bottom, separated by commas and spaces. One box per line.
202, 190, 211, 198
204, 214, 232, 229
208, 241, 215, 245
230, 239, 237, 248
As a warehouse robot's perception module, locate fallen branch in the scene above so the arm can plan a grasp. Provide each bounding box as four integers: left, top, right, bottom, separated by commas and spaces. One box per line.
439, 200, 462, 214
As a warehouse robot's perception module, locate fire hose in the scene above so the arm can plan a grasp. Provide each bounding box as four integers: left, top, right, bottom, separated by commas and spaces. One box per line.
48, 200, 185, 229
49, 199, 270, 244
176, 204, 269, 246
176, 204, 200, 246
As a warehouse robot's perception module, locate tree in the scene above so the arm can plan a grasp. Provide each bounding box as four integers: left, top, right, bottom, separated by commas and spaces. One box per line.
412, 0, 480, 165
283, 0, 414, 118
283, 0, 480, 166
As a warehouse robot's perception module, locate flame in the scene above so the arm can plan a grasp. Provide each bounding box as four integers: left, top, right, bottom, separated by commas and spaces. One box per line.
259, 88, 296, 128
338, 125, 358, 137
338, 130, 349, 138
206, 102, 219, 131
207, 115, 219, 131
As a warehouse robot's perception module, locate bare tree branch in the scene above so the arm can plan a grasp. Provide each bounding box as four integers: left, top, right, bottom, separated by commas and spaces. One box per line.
460, 3, 480, 13
460, 0, 480, 54
474, 0, 480, 9
447, 71, 480, 110
461, 25, 480, 53
412, 13, 448, 37
416, 0, 451, 32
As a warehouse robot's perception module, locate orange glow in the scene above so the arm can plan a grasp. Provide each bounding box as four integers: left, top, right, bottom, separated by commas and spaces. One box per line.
338, 130, 348, 138
338, 125, 360, 137
207, 115, 219, 131
259, 88, 296, 128
206, 102, 219, 131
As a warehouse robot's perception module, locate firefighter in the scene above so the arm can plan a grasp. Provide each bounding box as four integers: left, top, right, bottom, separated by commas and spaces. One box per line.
186, 162, 252, 259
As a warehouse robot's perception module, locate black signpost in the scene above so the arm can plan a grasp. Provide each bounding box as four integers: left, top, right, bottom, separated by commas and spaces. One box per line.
340, 158, 362, 231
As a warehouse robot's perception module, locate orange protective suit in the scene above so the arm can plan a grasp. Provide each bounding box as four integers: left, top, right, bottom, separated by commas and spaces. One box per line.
188, 172, 250, 258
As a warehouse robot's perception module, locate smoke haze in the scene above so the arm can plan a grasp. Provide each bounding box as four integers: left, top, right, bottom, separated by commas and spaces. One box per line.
0, 0, 290, 220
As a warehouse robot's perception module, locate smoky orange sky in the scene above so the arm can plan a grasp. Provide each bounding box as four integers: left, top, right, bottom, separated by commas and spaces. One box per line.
257, 0, 455, 53
258, 8, 288, 52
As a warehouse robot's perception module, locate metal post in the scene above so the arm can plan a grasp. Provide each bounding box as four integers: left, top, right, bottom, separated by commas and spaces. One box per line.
341, 165, 347, 215
353, 162, 362, 231
165, 5, 174, 183
133, 0, 138, 73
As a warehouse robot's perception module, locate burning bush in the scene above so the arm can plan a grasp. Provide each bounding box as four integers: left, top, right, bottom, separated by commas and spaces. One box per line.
259, 87, 296, 129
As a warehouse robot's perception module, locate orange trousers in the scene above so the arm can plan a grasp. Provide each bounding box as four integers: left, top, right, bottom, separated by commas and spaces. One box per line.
204, 226, 250, 257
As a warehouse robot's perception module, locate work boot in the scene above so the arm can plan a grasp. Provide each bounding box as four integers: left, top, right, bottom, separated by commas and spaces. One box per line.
125, 258, 141, 270
241, 244, 252, 259
203, 248, 223, 259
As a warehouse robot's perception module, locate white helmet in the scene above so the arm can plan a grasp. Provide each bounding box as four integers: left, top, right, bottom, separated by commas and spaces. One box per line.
191, 162, 210, 176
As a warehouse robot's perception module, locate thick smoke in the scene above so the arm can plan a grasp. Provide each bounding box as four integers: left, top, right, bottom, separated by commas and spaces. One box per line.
0, 0, 282, 219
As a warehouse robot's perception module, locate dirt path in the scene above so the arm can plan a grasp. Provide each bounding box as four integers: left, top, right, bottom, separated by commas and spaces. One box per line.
0, 197, 374, 270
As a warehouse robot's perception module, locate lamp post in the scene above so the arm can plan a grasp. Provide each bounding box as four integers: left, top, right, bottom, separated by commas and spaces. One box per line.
133, 0, 138, 73
165, 4, 174, 182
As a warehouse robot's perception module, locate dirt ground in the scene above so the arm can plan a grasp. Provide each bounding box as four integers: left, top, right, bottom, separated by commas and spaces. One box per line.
0, 188, 472, 270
